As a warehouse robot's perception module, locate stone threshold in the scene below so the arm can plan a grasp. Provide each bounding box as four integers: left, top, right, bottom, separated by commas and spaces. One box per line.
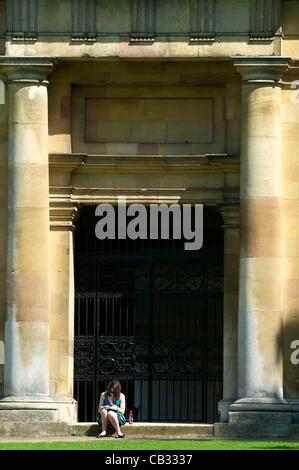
1, 422, 299, 438
70, 422, 214, 438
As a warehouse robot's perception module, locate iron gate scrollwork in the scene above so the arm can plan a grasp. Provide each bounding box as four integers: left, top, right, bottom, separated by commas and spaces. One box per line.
74, 207, 223, 423
97, 337, 135, 376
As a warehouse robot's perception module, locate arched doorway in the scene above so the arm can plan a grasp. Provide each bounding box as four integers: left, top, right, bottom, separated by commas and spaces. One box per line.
73, 206, 223, 423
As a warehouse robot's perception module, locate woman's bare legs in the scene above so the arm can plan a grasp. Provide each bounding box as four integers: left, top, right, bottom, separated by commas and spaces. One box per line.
107, 411, 124, 436
99, 409, 108, 436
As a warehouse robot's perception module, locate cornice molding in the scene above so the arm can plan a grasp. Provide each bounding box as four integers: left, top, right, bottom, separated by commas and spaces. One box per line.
49, 153, 240, 174
50, 201, 80, 231
49, 186, 239, 208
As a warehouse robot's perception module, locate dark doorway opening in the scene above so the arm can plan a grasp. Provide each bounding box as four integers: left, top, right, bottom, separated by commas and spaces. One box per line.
74, 206, 223, 423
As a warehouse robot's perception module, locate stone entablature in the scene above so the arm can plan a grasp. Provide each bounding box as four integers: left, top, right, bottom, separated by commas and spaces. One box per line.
49, 153, 240, 213
1, 0, 298, 58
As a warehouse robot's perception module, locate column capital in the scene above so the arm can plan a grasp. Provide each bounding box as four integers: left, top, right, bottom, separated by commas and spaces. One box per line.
232, 56, 290, 84
0, 57, 57, 84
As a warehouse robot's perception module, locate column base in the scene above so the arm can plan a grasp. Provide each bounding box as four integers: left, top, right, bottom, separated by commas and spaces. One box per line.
214, 421, 299, 438
0, 396, 77, 424
54, 397, 78, 424
230, 397, 292, 425
218, 399, 236, 422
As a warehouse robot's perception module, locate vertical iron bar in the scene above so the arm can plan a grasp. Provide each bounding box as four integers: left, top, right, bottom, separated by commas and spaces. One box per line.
84, 381, 87, 422
148, 256, 153, 422
93, 293, 98, 422
111, 298, 114, 335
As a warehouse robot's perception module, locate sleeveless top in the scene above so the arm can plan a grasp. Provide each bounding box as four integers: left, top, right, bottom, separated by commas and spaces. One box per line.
103, 391, 126, 425
103, 391, 121, 407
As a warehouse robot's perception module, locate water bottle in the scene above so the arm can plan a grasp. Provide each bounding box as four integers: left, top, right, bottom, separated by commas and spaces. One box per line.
129, 410, 134, 424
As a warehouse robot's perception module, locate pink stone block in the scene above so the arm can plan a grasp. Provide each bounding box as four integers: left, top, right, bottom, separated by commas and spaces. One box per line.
120, 41, 167, 59
286, 280, 299, 299
240, 198, 282, 257
138, 143, 158, 155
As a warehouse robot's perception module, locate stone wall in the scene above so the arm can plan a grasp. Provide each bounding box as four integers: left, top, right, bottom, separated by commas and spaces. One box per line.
282, 0, 299, 59
48, 60, 240, 156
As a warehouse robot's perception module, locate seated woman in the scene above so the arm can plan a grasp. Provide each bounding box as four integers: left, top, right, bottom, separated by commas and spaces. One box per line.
98, 379, 126, 438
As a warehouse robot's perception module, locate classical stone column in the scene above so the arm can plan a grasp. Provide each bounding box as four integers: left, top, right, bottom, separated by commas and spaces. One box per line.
230, 57, 291, 425
0, 58, 57, 420
218, 206, 239, 422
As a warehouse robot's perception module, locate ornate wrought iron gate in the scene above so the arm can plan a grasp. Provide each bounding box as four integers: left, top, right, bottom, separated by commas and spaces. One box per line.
74, 207, 223, 423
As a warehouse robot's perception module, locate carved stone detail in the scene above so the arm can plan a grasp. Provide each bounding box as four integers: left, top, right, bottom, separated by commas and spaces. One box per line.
189, 0, 216, 42
130, 0, 156, 42
71, 0, 97, 42
50, 202, 80, 231
6, 0, 38, 41
249, 0, 281, 40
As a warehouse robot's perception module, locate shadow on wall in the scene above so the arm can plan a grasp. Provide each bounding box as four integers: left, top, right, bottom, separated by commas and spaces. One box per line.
281, 315, 299, 399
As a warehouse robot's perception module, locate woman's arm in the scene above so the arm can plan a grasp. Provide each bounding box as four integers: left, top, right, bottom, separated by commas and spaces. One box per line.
118, 393, 126, 414
98, 392, 105, 412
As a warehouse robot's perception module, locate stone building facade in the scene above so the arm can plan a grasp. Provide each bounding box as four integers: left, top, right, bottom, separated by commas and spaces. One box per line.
0, 0, 299, 436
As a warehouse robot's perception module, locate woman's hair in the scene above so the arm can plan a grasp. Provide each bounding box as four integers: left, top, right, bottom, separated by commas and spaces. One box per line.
107, 380, 121, 401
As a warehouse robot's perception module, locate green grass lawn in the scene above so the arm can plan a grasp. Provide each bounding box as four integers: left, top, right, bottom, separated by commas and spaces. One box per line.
1, 440, 299, 451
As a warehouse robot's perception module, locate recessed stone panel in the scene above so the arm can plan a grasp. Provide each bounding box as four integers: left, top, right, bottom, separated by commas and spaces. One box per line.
72, 84, 225, 154
85, 96, 213, 144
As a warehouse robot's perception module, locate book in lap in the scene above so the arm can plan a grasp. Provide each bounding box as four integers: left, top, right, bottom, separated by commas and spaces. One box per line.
101, 405, 118, 411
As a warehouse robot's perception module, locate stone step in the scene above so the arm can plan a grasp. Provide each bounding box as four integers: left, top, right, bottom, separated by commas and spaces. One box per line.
69, 423, 214, 439
1, 421, 299, 438
0, 422, 70, 437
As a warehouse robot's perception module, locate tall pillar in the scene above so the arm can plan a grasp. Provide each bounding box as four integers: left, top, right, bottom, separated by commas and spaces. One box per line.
218, 206, 239, 422
0, 58, 58, 421
49, 203, 79, 423
230, 57, 291, 426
